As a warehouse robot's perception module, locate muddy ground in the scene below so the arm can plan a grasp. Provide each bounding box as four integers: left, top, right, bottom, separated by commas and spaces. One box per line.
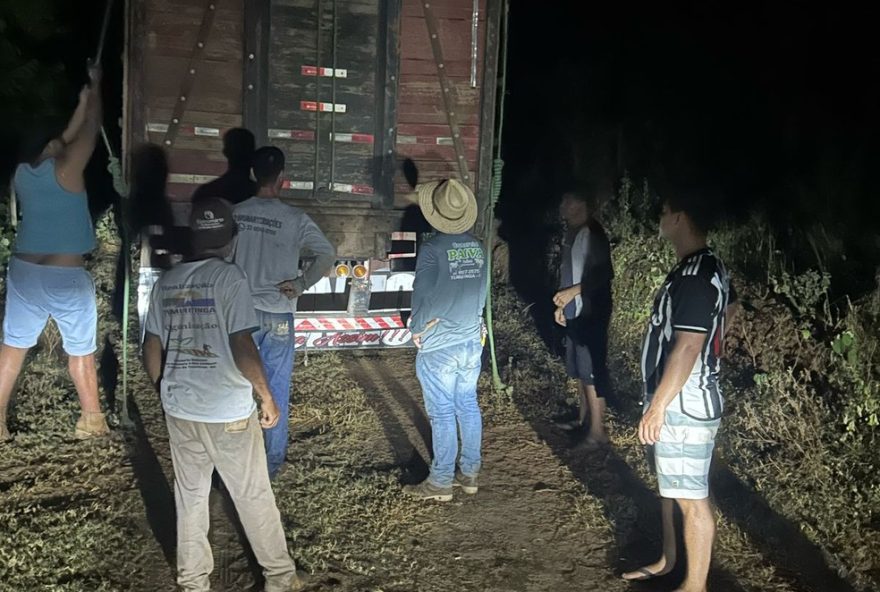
0, 347, 856, 591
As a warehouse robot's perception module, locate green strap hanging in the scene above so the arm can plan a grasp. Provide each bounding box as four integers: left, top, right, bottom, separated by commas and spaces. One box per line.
102, 130, 133, 428
93, 0, 133, 427
483, 0, 511, 395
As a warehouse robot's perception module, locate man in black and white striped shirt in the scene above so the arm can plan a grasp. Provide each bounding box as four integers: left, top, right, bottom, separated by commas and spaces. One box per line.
623, 193, 735, 591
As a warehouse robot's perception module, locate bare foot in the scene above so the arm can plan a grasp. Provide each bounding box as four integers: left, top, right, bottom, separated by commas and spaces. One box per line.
671, 582, 707, 592
621, 558, 673, 581
585, 432, 609, 445
0, 419, 11, 443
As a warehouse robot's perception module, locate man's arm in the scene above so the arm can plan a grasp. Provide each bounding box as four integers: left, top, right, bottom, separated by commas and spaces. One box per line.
229, 330, 280, 428
638, 330, 706, 445
553, 284, 580, 307
291, 215, 336, 295
61, 86, 91, 145
57, 67, 102, 185
142, 332, 164, 392
410, 243, 438, 338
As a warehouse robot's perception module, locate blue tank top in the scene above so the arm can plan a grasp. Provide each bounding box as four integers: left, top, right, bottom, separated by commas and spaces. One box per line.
13, 159, 96, 255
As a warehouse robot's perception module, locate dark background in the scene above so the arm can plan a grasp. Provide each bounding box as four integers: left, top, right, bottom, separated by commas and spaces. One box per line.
498, 0, 879, 308
2, 0, 878, 292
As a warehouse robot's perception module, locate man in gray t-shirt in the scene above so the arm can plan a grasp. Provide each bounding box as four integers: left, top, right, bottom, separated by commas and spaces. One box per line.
405, 179, 487, 503
143, 198, 303, 591
232, 146, 335, 479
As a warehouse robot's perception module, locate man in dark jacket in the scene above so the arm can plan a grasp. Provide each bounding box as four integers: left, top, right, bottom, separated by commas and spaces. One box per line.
553, 191, 614, 445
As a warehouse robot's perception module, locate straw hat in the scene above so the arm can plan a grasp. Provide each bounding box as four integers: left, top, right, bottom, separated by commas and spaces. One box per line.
416, 179, 477, 234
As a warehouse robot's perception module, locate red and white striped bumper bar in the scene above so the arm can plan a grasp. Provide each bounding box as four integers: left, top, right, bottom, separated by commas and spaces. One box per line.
295, 315, 405, 332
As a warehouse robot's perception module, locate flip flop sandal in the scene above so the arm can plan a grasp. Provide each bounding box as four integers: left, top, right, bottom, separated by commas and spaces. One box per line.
554, 419, 583, 431
622, 567, 667, 581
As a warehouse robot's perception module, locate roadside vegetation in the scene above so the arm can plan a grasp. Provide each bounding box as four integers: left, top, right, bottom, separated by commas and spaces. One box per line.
493, 175, 879, 591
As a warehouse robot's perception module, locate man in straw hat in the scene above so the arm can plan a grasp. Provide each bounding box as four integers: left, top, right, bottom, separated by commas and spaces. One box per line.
405, 179, 487, 502
143, 198, 304, 590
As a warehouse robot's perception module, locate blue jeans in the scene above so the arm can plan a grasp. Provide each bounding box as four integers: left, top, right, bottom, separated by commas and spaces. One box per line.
415, 339, 483, 488
252, 310, 295, 479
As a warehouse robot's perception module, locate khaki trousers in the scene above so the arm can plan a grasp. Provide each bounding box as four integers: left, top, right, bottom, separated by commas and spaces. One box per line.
166, 412, 296, 591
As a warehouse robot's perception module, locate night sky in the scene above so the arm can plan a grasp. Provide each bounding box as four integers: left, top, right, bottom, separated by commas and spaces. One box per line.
503, 0, 879, 214
2, 0, 878, 278
498, 0, 880, 302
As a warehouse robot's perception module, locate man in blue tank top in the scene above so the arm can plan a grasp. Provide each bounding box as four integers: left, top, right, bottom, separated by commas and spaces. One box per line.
0, 65, 108, 442
404, 179, 487, 502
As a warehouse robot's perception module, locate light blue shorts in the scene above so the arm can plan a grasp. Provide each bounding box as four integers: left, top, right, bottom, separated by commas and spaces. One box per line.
648, 403, 720, 500
2, 257, 97, 356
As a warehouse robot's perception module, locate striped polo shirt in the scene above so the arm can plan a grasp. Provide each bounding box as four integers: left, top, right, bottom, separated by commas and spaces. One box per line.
641, 247, 734, 420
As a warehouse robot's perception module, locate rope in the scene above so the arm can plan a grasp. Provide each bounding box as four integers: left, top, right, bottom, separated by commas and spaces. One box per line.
483, 0, 511, 395
104, 133, 134, 428
94, 0, 133, 427
93, 0, 115, 65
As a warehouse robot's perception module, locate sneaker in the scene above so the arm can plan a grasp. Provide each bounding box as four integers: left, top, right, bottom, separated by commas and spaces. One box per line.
403, 480, 453, 502
288, 570, 308, 591
453, 471, 479, 495
74, 412, 110, 440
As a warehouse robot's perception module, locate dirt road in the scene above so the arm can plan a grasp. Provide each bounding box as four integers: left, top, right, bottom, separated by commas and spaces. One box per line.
1, 347, 850, 591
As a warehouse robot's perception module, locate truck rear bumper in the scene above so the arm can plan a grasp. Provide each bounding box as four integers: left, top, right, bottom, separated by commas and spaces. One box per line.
294, 314, 412, 350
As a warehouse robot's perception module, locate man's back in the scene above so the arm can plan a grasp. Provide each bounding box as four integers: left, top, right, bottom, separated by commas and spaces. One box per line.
146, 258, 257, 422
233, 197, 334, 313
411, 232, 487, 352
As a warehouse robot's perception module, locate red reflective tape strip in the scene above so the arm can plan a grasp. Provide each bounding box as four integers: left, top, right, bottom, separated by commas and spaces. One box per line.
301, 65, 348, 78
283, 180, 373, 194
282, 180, 315, 190
168, 173, 218, 185
326, 183, 375, 195
300, 101, 346, 113
147, 123, 221, 137
390, 232, 417, 241
268, 129, 316, 141
193, 126, 221, 137
395, 135, 478, 146
388, 252, 417, 259
297, 317, 406, 332
331, 133, 375, 144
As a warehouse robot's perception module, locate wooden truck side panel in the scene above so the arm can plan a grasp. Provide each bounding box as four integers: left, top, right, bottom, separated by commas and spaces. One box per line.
124, 0, 501, 255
